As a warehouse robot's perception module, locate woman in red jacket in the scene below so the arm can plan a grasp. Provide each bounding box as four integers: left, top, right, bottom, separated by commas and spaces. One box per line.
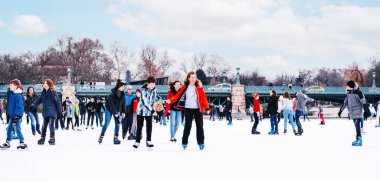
251, 93, 261, 134
166, 71, 210, 150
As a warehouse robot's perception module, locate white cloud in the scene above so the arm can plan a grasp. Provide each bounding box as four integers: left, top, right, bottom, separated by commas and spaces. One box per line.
11, 15, 50, 36
0, 20, 6, 28
109, 0, 380, 63
242, 55, 298, 80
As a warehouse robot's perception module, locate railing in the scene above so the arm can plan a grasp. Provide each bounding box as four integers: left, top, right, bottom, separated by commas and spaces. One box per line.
0, 84, 63, 93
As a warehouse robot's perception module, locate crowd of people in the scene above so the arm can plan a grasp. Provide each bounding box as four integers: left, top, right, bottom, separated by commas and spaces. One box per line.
0, 74, 376, 150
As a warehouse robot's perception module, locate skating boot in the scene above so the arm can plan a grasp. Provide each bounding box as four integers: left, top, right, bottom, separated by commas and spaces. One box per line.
17, 142, 28, 150
0, 141, 10, 149
48, 138, 55, 145
37, 137, 45, 145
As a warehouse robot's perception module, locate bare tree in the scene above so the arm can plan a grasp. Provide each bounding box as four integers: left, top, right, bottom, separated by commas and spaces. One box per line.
137, 45, 174, 79
206, 54, 231, 77
110, 41, 134, 80
191, 53, 207, 70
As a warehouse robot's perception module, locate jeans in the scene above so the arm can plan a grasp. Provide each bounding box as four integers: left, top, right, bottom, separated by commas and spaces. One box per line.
100, 110, 120, 136
160, 115, 167, 126
354, 118, 362, 139
170, 110, 182, 139
42, 118, 55, 138
87, 112, 95, 126
28, 111, 40, 134
80, 113, 86, 125
96, 111, 104, 126
250, 113, 254, 122
269, 114, 278, 133
283, 109, 295, 130
226, 111, 232, 123
295, 110, 303, 131
6, 118, 24, 142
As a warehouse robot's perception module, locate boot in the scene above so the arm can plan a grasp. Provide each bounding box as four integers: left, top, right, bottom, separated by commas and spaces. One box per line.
37, 137, 45, 145
98, 135, 104, 144
48, 138, 55, 145
0, 140, 10, 149
17, 142, 28, 150
113, 135, 121, 145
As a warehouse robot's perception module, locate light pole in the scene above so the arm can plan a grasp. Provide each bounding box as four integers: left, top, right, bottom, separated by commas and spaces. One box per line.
67, 66, 71, 84
372, 71, 376, 88
236, 68, 240, 85
222, 71, 226, 83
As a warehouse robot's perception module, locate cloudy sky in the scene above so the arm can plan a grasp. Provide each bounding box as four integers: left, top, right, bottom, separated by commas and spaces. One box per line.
0, 0, 379, 80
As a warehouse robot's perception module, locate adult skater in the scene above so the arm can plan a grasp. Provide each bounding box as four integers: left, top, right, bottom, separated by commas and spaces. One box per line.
31, 79, 62, 145
133, 76, 164, 149
225, 97, 233, 125
0, 79, 28, 150
86, 97, 96, 129
289, 85, 315, 135
338, 81, 370, 146
25, 86, 41, 135
79, 98, 87, 126
267, 90, 279, 135
166, 71, 210, 150
164, 80, 182, 142
280, 92, 297, 135
95, 97, 106, 127
98, 79, 126, 145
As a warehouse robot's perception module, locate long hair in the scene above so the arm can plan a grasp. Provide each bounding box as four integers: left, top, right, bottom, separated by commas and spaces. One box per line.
169, 80, 180, 92
270, 90, 277, 97
27, 86, 35, 95
283, 92, 291, 100
44, 79, 56, 91
183, 71, 199, 86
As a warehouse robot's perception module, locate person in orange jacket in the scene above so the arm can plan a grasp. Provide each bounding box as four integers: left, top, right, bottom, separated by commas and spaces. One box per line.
166, 71, 210, 150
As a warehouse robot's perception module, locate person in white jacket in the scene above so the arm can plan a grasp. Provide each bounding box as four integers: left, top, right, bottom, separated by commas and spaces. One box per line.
376, 101, 380, 127
279, 92, 298, 135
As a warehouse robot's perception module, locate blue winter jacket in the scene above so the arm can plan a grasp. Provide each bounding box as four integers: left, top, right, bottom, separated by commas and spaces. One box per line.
7, 88, 24, 117
32, 89, 62, 119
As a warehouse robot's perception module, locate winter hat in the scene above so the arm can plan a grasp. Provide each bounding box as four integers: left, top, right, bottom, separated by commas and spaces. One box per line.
301, 89, 306, 94
115, 79, 126, 90
347, 80, 355, 89
127, 85, 133, 90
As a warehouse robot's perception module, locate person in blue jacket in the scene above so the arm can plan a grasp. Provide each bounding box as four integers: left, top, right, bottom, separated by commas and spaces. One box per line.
0, 79, 27, 149
31, 79, 62, 145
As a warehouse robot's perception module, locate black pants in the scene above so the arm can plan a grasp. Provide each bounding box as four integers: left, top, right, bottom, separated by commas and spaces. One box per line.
55, 117, 65, 129
41, 117, 55, 138
226, 111, 232, 122
80, 113, 86, 125
122, 113, 133, 137
251, 112, 260, 132
183, 108, 205, 145
136, 115, 152, 143
66, 118, 73, 129
87, 112, 95, 126
353, 119, 362, 139
74, 115, 79, 127
209, 112, 215, 121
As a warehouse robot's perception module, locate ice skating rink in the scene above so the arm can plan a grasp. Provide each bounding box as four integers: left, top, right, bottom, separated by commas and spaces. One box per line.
0, 115, 379, 182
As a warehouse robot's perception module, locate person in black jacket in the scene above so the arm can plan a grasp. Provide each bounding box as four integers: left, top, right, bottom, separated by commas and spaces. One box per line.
25, 86, 41, 135
225, 97, 233, 125
79, 98, 87, 126
86, 97, 96, 129
267, 90, 279, 135
95, 97, 106, 127
98, 80, 126, 145
31, 79, 62, 145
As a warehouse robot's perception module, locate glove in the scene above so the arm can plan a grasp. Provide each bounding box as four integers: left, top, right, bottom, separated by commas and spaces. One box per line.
338, 110, 342, 118
12, 116, 21, 123
288, 84, 293, 89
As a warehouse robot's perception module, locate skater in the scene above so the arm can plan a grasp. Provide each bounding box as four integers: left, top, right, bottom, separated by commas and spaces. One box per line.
267, 90, 279, 135
0, 99, 4, 123
251, 93, 261, 134
128, 89, 141, 140
73, 99, 80, 129
31, 79, 62, 145
95, 97, 106, 127
65, 99, 74, 130
61, 97, 70, 126
218, 104, 224, 121
0, 79, 27, 150
133, 76, 164, 149
318, 103, 325, 125
98, 79, 126, 145
248, 105, 254, 122
164, 80, 182, 142
226, 97, 233, 125
338, 80, 370, 146
24, 86, 41, 135
209, 103, 216, 121
236, 106, 242, 120
79, 98, 87, 126
166, 71, 210, 150
122, 86, 135, 140
289, 85, 314, 135
86, 97, 96, 129
376, 101, 380, 128
280, 92, 297, 135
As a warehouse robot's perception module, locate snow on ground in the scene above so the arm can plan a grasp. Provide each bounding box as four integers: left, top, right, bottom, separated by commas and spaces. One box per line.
0, 115, 379, 182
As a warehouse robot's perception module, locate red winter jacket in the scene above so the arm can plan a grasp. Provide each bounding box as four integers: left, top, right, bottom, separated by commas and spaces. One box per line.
253, 93, 261, 112
164, 90, 175, 117
169, 84, 210, 113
